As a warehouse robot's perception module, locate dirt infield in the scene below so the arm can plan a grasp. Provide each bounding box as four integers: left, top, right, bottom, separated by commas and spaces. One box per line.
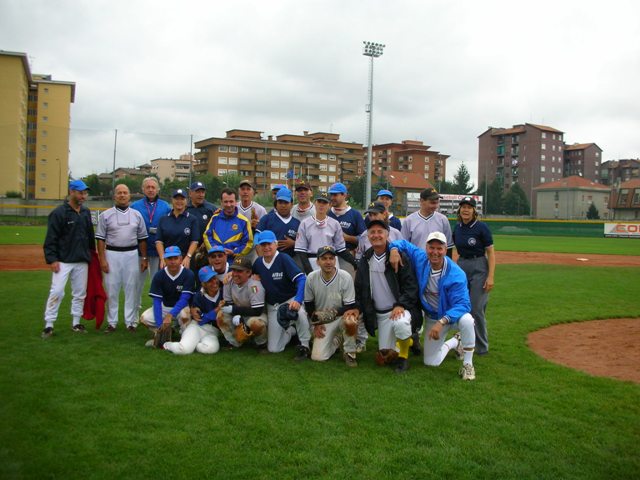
528, 319, 640, 384
2, 244, 638, 384
3, 244, 640, 271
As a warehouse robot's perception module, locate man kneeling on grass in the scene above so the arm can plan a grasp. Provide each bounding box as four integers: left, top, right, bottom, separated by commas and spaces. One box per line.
304, 246, 359, 367
140, 246, 195, 348
162, 266, 222, 355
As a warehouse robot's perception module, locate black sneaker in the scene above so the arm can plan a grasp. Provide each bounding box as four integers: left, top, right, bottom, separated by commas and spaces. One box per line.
410, 332, 422, 356
104, 325, 116, 334
294, 345, 310, 361
394, 357, 409, 374
72, 324, 88, 333
41, 327, 54, 339
127, 325, 137, 333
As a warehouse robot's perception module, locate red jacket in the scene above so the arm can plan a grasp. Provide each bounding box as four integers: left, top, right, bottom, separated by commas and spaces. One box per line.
82, 251, 107, 329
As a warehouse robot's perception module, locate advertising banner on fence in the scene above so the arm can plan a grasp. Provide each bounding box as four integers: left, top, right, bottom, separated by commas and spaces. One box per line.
604, 222, 640, 238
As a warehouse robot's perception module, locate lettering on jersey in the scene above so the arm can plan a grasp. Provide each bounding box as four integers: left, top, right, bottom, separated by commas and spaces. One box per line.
468, 238, 477, 246
232, 224, 239, 231
339, 221, 351, 229
287, 229, 297, 238
176, 285, 184, 293
272, 272, 284, 281
184, 228, 191, 235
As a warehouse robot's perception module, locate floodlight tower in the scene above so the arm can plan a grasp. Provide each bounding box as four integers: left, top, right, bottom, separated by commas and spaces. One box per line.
362, 41, 385, 207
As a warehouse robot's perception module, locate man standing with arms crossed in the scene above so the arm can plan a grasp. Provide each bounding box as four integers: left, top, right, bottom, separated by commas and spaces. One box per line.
95, 184, 148, 333
42, 180, 96, 338
131, 177, 171, 305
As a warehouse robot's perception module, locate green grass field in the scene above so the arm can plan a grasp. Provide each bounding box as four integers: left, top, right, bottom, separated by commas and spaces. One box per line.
1, 264, 639, 479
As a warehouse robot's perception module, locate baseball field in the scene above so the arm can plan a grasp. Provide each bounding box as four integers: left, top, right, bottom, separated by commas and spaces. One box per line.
0, 227, 638, 479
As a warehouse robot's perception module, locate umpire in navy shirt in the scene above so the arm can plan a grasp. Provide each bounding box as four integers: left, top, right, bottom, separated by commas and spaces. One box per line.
156, 189, 200, 270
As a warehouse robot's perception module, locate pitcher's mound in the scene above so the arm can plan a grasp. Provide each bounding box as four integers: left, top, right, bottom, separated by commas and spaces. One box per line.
528, 318, 640, 383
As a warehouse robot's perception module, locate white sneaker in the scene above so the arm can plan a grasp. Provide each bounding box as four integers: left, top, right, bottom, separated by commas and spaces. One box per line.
459, 363, 476, 381
145, 339, 154, 348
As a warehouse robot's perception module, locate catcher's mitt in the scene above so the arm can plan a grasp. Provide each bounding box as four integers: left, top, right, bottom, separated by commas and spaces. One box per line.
310, 308, 338, 326
153, 324, 172, 349
277, 303, 298, 329
193, 244, 209, 271
234, 322, 254, 343
375, 349, 399, 366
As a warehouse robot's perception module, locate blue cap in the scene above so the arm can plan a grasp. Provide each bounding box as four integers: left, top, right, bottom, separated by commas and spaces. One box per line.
328, 182, 347, 194
256, 230, 277, 244
69, 180, 89, 192
207, 245, 225, 255
190, 181, 206, 191
164, 246, 182, 258
172, 188, 187, 198
198, 266, 217, 283
377, 189, 393, 199
271, 184, 286, 192
275, 188, 292, 202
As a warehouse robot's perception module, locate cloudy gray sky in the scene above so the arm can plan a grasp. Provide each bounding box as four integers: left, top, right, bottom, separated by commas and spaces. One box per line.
3, 0, 639, 186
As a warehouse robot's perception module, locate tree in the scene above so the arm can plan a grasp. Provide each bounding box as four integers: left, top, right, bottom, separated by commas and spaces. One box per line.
485, 179, 504, 215
452, 163, 474, 194
348, 175, 366, 211
502, 182, 530, 216
586, 203, 600, 219
437, 180, 456, 194
83, 174, 111, 198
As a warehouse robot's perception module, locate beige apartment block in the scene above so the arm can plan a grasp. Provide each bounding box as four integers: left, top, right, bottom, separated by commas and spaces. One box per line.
368, 140, 449, 185
534, 175, 610, 220
150, 154, 194, 183
194, 130, 363, 194
0, 50, 75, 200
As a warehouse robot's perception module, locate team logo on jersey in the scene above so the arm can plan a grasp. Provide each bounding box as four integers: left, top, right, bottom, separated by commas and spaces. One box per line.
202, 214, 208, 220
288, 229, 296, 237
176, 285, 184, 293
468, 238, 477, 246
184, 228, 191, 235
272, 272, 284, 280
339, 221, 351, 229
232, 224, 238, 231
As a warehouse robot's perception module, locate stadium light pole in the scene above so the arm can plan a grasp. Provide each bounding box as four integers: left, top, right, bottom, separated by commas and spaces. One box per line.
363, 41, 385, 207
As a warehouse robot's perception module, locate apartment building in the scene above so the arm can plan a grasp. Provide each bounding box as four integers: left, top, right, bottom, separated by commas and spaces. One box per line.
563, 143, 602, 182
534, 175, 610, 220
478, 123, 566, 207
600, 159, 640, 186
609, 179, 640, 220
150, 155, 193, 183
368, 140, 448, 185
194, 130, 363, 194
0, 51, 75, 199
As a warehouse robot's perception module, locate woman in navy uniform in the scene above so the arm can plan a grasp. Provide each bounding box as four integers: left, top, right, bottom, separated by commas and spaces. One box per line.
453, 197, 495, 355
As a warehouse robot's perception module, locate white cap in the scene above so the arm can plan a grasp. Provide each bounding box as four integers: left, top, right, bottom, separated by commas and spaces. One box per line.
426, 231, 447, 245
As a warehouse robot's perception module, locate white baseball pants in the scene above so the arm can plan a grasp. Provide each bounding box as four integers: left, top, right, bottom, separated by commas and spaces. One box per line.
44, 262, 88, 328
311, 316, 357, 361
423, 313, 475, 366
163, 322, 220, 355
140, 305, 189, 332
376, 310, 412, 351
266, 300, 310, 353
104, 250, 141, 328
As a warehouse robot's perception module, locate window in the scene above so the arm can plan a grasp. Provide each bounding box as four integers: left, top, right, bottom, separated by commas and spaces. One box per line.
280, 161, 289, 169
542, 132, 547, 138
596, 152, 600, 157
319, 153, 328, 160
541, 165, 546, 172
319, 175, 327, 182
41, 145, 47, 151
540, 176, 545, 183
271, 160, 280, 168
552, 145, 556, 151
219, 157, 228, 165
229, 146, 238, 153
43, 102, 48, 108
256, 148, 264, 154
255, 172, 264, 178
42, 116, 48, 122
292, 151, 301, 156
328, 165, 336, 172
554, 192, 559, 201
44, 87, 49, 93
281, 150, 290, 157
280, 172, 287, 179
328, 155, 336, 161
228, 169, 237, 175
40, 172, 47, 179
218, 145, 228, 152
618, 189, 629, 206
328, 176, 336, 182
320, 164, 328, 171
633, 190, 640, 205
270, 172, 280, 179
541, 143, 546, 150
218, 169, 227, 175
42, 130, 48, 137
541, 155, 546, 161
228, 157, 238, 165
240, 147, 250, 152
271, 150, 281, 157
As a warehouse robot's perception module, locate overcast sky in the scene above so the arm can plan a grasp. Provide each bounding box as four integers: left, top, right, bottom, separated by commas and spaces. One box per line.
3, 0, 639, 186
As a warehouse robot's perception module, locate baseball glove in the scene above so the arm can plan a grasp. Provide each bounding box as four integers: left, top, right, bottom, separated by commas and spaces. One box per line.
375, 349, 399, 366
153, 324, 172, 349
310, 308, 338, 326
193, 244, 209, 271
277, 303, 298, 329
234, 322, 254, 343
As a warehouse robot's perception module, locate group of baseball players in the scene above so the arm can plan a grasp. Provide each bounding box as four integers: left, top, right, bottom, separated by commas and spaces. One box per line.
42, 176, 496, 381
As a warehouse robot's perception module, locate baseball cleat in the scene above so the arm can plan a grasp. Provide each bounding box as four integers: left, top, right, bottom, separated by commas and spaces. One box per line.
394, 357, 409, 374
459, 363, 476, 381
127, 325, 137, 333
72, 324, 88, 333
294, 345, 310, 361
343, 352, 358, 367
104, 325, 116, 334
144, 339, 155, 348
41, 327, 54, 339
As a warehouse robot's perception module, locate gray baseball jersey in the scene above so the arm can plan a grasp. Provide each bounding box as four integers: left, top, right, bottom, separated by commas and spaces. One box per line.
223, 277, 265, 310
304, 269, 355, 311
355, 226, 403, 260
95, 207, 148, 246
401, 211, 453, 250
295, 216, 346, 254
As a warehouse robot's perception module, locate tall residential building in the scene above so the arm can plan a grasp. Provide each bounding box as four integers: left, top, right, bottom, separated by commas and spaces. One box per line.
194, 130, 363, 194
478, 123, 565, 206
600, 159, 640, 186
563, 143, 603, 182
367, 140, 449, 186
0, 51, 75, 199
